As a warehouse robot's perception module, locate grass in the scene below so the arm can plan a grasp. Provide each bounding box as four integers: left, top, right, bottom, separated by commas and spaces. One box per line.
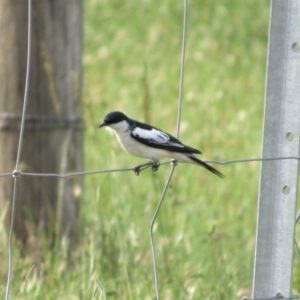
0, 0, 276, 299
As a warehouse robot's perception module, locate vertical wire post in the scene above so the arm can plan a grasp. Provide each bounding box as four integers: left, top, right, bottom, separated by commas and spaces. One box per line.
149, 1, 188, 298
253, 0, 300, 298
176, 0, 188, 138
5, 1, 32, 299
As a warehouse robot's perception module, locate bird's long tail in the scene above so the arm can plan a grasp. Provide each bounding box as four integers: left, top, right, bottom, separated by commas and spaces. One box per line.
187, 155, 224, 178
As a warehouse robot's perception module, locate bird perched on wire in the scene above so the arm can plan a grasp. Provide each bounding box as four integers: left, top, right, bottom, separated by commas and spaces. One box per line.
99, 111, 223, 178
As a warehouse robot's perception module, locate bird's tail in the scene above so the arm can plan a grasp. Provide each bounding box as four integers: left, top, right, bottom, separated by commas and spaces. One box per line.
187, 155, 224, 178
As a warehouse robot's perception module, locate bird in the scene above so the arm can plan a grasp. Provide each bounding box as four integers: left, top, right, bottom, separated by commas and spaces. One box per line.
99, 111, 224, 178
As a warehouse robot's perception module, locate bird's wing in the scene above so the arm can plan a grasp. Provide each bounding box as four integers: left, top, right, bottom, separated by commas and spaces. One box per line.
130, 123, 201, 154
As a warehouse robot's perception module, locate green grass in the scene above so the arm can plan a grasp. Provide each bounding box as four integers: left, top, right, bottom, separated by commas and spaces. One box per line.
0, 1, 273, 299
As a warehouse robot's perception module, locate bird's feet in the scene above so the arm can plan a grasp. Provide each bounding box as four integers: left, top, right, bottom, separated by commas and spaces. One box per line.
133, 161, 160, 176
151, 161, 160, 172
134, 165, 142, 176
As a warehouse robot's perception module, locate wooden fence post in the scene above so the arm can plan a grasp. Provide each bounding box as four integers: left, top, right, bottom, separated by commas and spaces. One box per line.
0, 0, 84, 249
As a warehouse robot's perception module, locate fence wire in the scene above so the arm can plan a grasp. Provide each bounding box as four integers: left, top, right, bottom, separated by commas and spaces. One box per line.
243, 295, 300, 300
3, 0, 300, 300
0, 155, 300, 179
5, 0, 32, 299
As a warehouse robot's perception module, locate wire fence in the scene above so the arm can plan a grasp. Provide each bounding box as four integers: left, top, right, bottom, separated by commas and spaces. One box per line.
1, 155, 300, 179
242, 296, 300, 300
3, 0, 300, 299
5, 0, 32, 299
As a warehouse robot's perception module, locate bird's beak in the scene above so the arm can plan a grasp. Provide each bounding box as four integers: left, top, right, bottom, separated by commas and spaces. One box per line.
99, 122, 108, 128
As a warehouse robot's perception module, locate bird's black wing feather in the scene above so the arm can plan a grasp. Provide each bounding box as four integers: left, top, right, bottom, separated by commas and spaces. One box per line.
130, 120, 201, 154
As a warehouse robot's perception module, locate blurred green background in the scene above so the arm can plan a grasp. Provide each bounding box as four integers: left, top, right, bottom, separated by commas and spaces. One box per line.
84, 1, 268, 297
1, 0, 277, 299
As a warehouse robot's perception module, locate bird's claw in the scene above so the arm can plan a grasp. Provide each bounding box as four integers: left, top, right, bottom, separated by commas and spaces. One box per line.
151, 161, 160, 172
133, 161, 160, 176
134, 166, 141, 176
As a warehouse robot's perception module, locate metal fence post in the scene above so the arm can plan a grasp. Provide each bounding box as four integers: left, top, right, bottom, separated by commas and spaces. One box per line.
252, 0, 300, 298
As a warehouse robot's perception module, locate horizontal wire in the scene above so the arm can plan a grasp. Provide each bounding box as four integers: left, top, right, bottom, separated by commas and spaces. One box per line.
0, 173, 14, 178
206, 156, 300, 165
0, 156, 299, 179
242, 295, 300, 300
21, 168, 134, 178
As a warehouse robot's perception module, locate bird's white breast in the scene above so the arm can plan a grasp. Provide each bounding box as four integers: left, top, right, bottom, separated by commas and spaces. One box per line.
108, 120, 173, 160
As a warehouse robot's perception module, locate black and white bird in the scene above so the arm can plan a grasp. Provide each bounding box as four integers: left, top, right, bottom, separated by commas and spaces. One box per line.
99, 111, 223, 178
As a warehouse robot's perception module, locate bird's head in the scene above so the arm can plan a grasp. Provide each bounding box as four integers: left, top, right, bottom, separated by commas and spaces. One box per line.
99, 111, 129, 130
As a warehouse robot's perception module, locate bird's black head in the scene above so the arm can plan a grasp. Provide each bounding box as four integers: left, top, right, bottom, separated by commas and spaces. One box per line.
99, 111, 129, 128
